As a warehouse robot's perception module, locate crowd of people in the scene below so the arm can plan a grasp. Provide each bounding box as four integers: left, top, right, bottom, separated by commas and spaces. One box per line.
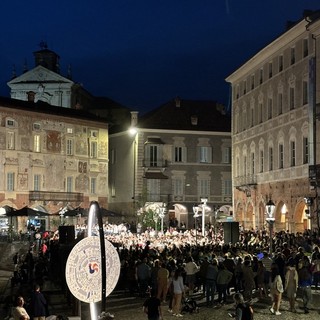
6, 222, 320, 319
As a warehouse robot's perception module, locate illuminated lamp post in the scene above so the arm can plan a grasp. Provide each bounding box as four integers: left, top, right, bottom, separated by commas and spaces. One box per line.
265, 199, 276, 254
200, 198, 208, 237
193, 205, 199, 244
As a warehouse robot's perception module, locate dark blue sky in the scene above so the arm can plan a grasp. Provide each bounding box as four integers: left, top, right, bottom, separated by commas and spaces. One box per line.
0, 1, 319, 114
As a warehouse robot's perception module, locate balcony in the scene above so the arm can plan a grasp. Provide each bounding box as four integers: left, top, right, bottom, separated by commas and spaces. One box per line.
142, 159, 168, 168
29, 191, 83, 203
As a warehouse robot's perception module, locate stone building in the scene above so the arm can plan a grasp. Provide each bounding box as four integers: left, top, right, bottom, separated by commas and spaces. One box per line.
225, 10, 320, 233
108, 97, 232, 230
0, 96, 108, 232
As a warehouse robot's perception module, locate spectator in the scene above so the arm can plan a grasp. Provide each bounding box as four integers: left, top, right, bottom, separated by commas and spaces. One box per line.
184, 256, 199, 295
269, 263, 283, 316
143, 287, 162, 320
216, 263, 233, 305
157, 262, 169, 303
171, 267, 185, 317
12, 296, 30, 320
298, 256, 313, 314
205, 258, 218, 307
136, 258, 151, 298
30, 283, 47, 320
285, 258, 298, 313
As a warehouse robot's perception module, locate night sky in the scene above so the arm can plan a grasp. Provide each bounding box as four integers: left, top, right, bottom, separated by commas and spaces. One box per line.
0, 1, 319, 114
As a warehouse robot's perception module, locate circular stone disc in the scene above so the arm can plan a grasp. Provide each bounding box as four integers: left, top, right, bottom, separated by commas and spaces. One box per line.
65, 237, 120, 303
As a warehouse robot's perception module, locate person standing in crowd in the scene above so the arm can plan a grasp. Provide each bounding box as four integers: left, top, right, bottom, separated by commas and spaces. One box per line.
172, 267, 185, 317
143, 288, 162, 320
205, 258, 218, 307
184, 256, 199, 295
256, 260, 267, 298
12, 296, 30, 320
157, 261, 169, 303
30, 283, 47, 320
311, 245, 320, 290
261, 251, 273, 292
269, 263, 283, 316
242, 259, 256, 301
136, 258, 151, 298
285, 258, 299, 312
298, 255, 313, 314
216, 263, 233, 305
234, 257, 243, 293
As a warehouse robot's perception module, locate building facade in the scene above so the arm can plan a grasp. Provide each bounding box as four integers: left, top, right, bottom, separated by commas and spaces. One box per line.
0, 97, 108, 232
7, 44, 93, 110
108, 98, 232, 229
226, 10, 320, 233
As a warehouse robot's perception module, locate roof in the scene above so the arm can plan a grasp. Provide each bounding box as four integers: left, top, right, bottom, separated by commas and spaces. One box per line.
0, 96, 108, 125
138, 98, 231, 132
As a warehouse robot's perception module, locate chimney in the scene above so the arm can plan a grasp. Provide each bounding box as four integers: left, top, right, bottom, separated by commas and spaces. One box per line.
130, 111, 139, 127
175, 97, 181, 108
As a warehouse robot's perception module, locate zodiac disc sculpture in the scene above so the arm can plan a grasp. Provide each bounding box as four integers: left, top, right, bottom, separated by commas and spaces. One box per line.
66, 236, 120, 303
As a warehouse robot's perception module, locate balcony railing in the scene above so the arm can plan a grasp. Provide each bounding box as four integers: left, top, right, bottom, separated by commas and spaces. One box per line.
142, 159, 168, 168
29, 191, 83, 202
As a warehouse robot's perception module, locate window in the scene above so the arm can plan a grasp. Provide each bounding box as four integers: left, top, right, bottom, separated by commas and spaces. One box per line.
147, 179, 160, 201
269, 147, 273, 171
7, 132, 15, 150
303, 80, 308, 105
90, 177, 97, 194
173, 178, 184, 197
278, 93, 283, 115
303, 38, 309, 57
250, 107, 254, 127
269, 62, 273, 78
236, 157, 240, 177
243, 80, 247, 95
251, 152, 255, 175
251, 74, 255, 90
174, 146, 186, 163
33, 123, 41, 131
259, 150, 264, 173
7, 172, 14, 191
236, 85, 239, 99
289, 87, 295, 110
268, 98, 273, 120
291, 47, 295, 65
290, 140, 296, 166
34, 135, 40, 152
198, 179, 210, 198
66, 177, 73, 192
6, 119, 15, 127
66, 139, 74, 156
279, 55, 283, 72
34, 174, 41, 191
303, 137, 308, 164
90, 141, 97, 158
223, 180, 232, 196
259, 103, 263, 123
199, 146, 212, 163
243, 156, 247, 176
259, 69, 263, 84
222, 147, 231, 163
149, 145, 158, 167
279, 144, 284, 169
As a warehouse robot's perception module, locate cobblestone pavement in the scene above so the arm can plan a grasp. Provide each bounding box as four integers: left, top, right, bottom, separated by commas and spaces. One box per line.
1, 241, 320, 320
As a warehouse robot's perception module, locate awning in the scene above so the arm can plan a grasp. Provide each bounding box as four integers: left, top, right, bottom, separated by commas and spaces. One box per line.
144, 172, 168, 179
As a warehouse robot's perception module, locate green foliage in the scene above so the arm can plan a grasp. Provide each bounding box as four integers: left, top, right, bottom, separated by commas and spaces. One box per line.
142, 209, 160, 230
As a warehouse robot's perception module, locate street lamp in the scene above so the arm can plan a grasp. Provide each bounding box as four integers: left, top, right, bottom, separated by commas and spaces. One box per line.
304, 197, 313, 219
265, 199, 276, 254
200, 198, 208, 237
156, 203, 166, 234
193, 205, 200, 243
